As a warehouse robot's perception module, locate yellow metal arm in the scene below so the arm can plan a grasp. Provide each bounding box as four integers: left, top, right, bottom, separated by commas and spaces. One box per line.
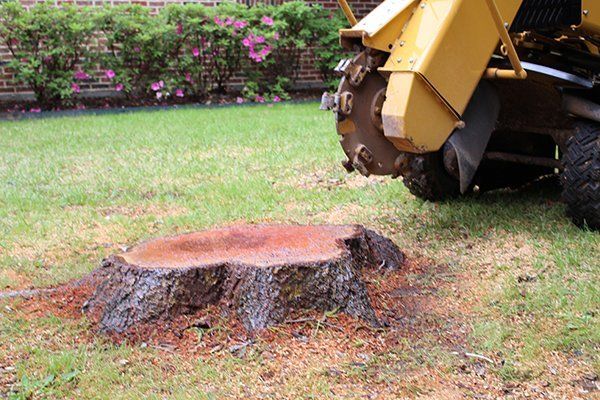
337, 0, 357, 27
484, 0, 527, 80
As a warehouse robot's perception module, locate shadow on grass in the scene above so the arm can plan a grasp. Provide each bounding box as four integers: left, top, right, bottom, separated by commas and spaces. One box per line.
408, 175, 573, 237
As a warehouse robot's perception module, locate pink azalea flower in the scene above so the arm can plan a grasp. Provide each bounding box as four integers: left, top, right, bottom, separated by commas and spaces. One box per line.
242, 37, 251, 47
273, 32, 280, 40
225, 17, 233, 26
255, 35, 265, 44
192, 47, 200, 57
71, 83, 80, 94
185, 72, 192, 82
74, 71, 90, 80
236, 97, 244, 104
159, 80, 164, 88
156, 91, 163, 100
115, 83, 124, 92
151, 82, 161, 91
176, 23, 183, 35
255, 95, 265, 103
105, 69, 115, 79
273, 95, 281, 102
175, 89, 184, 97
214, 16, 224, 26
233, 20, 247, 29
30, 108, 41, 113
249, 50, 262, 62
134, 46, 141, 53
261, 16, 274, 26
260, 46, 271, 57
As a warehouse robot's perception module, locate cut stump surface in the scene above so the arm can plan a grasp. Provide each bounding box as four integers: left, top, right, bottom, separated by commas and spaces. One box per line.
84, 224, 404, 333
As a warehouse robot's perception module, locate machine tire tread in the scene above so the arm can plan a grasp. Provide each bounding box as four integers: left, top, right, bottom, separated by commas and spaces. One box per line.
401, 152, 460, 201
561, 121, 600, 230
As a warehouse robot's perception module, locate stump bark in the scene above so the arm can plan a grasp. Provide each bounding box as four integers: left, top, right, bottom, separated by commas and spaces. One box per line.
83, 224, 404, 333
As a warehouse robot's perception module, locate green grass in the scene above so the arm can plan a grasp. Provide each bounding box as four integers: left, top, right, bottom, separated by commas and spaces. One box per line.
0, 103, 598, 398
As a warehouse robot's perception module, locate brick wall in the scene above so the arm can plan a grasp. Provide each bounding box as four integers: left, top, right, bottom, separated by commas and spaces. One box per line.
0, 0, 380, 101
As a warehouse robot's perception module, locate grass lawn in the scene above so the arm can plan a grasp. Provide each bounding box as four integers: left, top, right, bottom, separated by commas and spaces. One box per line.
0, 102, 598, 399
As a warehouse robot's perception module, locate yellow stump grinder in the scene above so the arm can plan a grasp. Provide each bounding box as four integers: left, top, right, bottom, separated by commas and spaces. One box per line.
321, 0, 600, 229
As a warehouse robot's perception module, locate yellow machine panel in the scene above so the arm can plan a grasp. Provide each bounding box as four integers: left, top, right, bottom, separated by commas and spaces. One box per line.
339, 0, 418, 52
382, 72, 458, 152
581, 0, 600, 35
379, 0, 523, 152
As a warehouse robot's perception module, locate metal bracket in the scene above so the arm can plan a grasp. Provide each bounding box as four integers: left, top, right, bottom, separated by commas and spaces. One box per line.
352, 144, 374, 177
320, 92, 336, 110
335, 58, 368, 87
319, 91, 353, 116
336, 91, 354, 115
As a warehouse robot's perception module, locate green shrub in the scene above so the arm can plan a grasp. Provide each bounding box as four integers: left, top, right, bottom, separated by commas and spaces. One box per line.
204, 2, 252, 93
0, 1, 351, 105
0, 1, 95, 106
161, 3, 212, 98
313, 10, 353, 90
95, 5, 176, 99
241, 2, 324, 99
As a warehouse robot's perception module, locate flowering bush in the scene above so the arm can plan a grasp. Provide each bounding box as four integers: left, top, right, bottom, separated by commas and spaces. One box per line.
0, 1, 95, 106
0, 1, 349, 106
203, 2, 252, 93
241, 2, 324, 99
95, 5, 177, 99
313, 11, 353, 89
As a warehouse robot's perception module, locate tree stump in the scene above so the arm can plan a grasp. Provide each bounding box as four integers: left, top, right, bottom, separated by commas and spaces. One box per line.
83, 224, 404, 333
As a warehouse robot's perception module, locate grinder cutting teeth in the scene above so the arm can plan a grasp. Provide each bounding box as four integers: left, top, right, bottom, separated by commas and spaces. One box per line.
322, 0, 600, 230
322, 50, 401, 177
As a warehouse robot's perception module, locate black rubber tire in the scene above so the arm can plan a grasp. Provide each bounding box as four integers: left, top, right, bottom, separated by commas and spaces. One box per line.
561, 122, 600, 230
401, 151, 460, 201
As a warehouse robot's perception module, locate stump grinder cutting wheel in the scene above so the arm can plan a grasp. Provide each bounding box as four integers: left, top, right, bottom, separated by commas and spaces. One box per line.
322, 0, 600, 230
